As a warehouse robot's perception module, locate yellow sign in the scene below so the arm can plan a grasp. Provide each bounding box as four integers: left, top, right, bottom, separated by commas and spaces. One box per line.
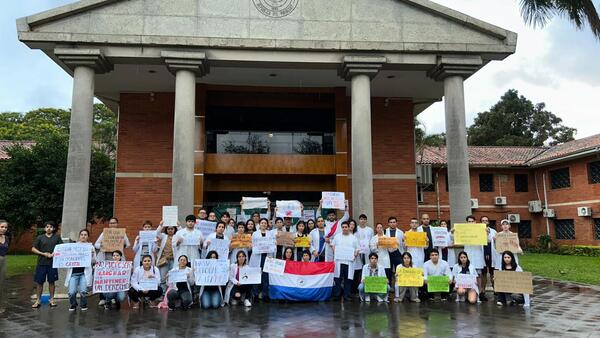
294, 236, 311, 248
377, 236, 398, 249
453, 223, 487, 245
231, 234, 252, 249
405, 232, 427, 248
396, 268, 424, 287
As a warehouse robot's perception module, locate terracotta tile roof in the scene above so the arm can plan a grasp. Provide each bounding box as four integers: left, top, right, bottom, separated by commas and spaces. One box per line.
0, 140, 36, 160
526, 134, 600, 165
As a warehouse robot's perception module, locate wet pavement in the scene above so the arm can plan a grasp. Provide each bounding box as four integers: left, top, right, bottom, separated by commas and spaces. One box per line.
1, 275, 600, 337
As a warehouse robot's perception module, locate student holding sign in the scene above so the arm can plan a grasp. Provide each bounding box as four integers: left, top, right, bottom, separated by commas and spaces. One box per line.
358, 253, 388, 302
355, 215, 374, 268
405, 218, 427, 268
309, 216, 327, 262
31, 221, 63, 308
230, 222, 251, 263
423, 250, 452, 301
103, 251, 128, 310
65, 229, 96, 311
133, 220, 156, 268
173, 215, 204, 263
384, 217, 404, 274
199, 251, 225, 309
94, 217, 131, 262
225, 251, 254, 307
272, 217, 290, 259
294, 221, 309, 261
332, 221, 359, 301
493, 219, 522, 270
495, 251, 528, 306
452, 251, 479, 304
154, 222, 177, 292
394, 252, 421, 303
369, 223, 392, 287
249, 218, 275, 301
202, 221, 230, 259
129, 255, 163, 309
316, 199, 350, 262
166, 255, 195, 311
461, 215, 487, 302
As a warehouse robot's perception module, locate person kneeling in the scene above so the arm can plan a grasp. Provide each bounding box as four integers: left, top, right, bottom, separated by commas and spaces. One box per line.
495, 251, 527, 306
226, 251, 253, 307
358, 253, 388, 303
423, 250, 452, 301
394, 252, 421, 303
452, 251, 479, 304
104, 251, 127, 310
166, 255, 195, 311
129, 255, 163, 309
200, 251, 224, 309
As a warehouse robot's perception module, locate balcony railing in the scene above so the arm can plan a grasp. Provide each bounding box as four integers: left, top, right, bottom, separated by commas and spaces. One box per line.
206, 131, 335, 155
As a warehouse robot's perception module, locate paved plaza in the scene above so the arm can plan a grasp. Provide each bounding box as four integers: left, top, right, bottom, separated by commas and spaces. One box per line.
2, 275, 600, 337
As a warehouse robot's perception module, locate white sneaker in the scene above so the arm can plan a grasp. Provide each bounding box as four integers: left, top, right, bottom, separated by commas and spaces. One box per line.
376, 296, 384, 303
364, 296, 370, 302
98, 300, 106, 306
244, 299, 252, 307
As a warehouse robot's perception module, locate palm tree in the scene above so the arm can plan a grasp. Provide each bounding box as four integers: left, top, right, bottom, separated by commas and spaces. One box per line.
519, 0, 600, 39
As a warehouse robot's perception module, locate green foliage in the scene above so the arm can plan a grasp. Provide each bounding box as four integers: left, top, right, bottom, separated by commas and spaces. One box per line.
415, 118, 446, 149
520, 0, 600, 39
6, 255, 37, 277
520, 253, 600, 285
467, 89, 576, 146
223, 134, 270, 154
294, 137, 322, 154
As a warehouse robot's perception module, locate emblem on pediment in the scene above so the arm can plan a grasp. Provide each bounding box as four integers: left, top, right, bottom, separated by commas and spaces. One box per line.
252, 0, 299, 18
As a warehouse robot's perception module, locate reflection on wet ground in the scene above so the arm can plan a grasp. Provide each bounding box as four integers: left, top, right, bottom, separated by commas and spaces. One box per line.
2, 275, 600, 337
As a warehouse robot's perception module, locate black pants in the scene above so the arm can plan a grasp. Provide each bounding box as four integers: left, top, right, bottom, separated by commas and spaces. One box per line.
334, 264, 353, 299
167, 288, 192, 309
231, 285, 253, 301
497, 292, 524, 305
352, 269, 362, 295
128, 287, 163, 302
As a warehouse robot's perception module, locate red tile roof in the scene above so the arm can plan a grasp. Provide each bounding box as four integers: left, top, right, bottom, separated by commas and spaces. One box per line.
0, 140, 36, 160
527, 134, 600, 165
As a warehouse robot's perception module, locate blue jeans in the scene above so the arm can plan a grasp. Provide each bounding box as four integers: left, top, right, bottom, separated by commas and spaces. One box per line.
105, 291, 126, 303
201, 289, 222, 309
68, 272, 88, 307
358, 283, 389, 299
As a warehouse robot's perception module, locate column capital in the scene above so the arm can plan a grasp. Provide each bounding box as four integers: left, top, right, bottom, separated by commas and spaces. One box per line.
54, 48, 113, 74
161, 51, 209, 77
427, 56, 482, 81
340, 55, 386, 81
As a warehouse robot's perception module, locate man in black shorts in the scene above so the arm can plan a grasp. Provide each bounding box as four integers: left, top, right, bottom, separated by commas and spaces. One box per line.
31, 221, 63, 308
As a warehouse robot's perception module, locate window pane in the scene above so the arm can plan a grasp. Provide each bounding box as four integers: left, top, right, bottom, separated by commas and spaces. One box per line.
594, 219, 600, 240
589, 161, 600, 184
554, 219, 575, 240
479, 174, 494, 192
517, 220, 532, 239
550, 167, 570, 189
514, 174, 529, 192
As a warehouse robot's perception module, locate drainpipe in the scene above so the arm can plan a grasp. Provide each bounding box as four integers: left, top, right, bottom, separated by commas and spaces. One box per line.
542, 172, 550, 236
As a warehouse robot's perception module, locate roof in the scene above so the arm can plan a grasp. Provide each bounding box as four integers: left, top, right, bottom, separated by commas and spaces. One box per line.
0, 140, 36, 160
417, 133, 600, 167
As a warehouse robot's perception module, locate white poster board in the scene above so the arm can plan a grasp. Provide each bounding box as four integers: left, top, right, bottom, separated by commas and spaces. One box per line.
195, 220, 217, 238
168, 269, 189, 284
276, 200, 302, 217
263, 257, 286, 275
303, 210, 316, 222
455, 274, 478, 290
139, 231, 156, 244
207, 239, 231, 260
334, 246, 356, 262
239, 267, 262, 285
430, 227, 449, 247
194, 259, 229, 286
182, 231, 202, 246
321, 192, 345, 210
253, 236, 276, 254
138, 278, 159, 291
242, 197, 269, 210
93, 261, 133, 293
162, 206, 178, 227
52, 243, 93, 268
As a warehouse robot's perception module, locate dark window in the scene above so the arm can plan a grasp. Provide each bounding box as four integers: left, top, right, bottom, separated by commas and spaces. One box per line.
594, 219, 600, 240
517, 220, 532, 239
550, 167, 570, 189
421, 173, 436, 192
589, 161, 600, 184
479, 174, 494, 192
514, 174, 529, 192
554, 219, 575, 240
445, 172, 449, 192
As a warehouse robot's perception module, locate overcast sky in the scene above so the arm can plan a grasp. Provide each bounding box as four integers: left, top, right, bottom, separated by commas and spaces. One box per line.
1, 0, 598, 138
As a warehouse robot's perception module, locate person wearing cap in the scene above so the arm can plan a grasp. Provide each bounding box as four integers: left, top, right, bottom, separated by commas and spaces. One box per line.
155, 221, 178, 292
492, 219, 522, 270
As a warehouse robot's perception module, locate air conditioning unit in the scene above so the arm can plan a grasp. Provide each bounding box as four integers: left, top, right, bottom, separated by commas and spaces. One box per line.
470, 198, 479, 209
578, 207, 592, 217
528, 200, 543, 213
495, 196, 507, 206
543, 209, 556, 218
416, 164, 433, 185
508, 213, 520, 223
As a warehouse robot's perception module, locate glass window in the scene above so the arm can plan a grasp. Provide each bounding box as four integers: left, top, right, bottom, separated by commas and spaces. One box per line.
550, 167, 570, 189
479, 174, 494, 192
594, 219, 600, 240
554, 219, 575, 240
517, 220, 532, 239
588, 161, 600, 184
514, 174, 529, 192
206, 131, 334, 155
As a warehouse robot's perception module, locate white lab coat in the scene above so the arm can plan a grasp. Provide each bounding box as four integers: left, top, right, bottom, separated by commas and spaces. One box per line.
94, 230, 131, 261
369, 235, 392, 269
332, 233, 358, 279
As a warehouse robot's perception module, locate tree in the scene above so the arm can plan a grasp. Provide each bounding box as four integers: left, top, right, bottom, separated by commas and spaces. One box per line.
415, 119, 446, 149
295, 137, 322, 154
467, 89, 576, 146
520, 0, 600, 40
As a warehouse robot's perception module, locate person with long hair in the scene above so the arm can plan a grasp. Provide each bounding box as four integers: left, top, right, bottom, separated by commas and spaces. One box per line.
452, 251, 479, 304
0, 220, 9, 314
495, 251, 528, 306
154, 222, 177, 292
225, 250, 253, 307
132, 220, 156, 268
65, 229, 96, 311
294, 221, 309, 261
166, 255, 195, 311
394, 252, 421, 303
104, 251, 127, 310
369, 223, 393, 287
199, 250, 224, 309
249, 218, 275, 301
129, 254, 163, 309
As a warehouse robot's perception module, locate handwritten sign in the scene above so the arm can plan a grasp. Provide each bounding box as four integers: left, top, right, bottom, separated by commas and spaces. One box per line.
405, 232, 427, 248
93, 261, 132, 293
334, 246, 355, 262
495, 232, 522, 253
427, 275, 449, 293
162, 205, 178, 227
195, 220, 217, 238
358, 240, 370, 254
253, 236, 276, 254
276, 200, 302, 218
139, 278, 159, 291
168, 269, 188, 284
494, 271, 533, 294
194, 259, 229, 286
453, 223, 487, 245
239, 267, 262, 285
396, 268, 424, 287
294, 236, 311, 248
276, 232, 296, 247
430, 227, 449, 247
207, 239, 231, 260
139, 231, 156, 244
321, 192, 345, 210
182, 231, 202, 246
52, 243, 93, 268
263, 257, 286, 275
364, 276, 388, 294
377, 236, 398, 249
231, 234, 252, 248
242, 197, 269, 210
101, 228, 126, 252
455, 274, 478, 289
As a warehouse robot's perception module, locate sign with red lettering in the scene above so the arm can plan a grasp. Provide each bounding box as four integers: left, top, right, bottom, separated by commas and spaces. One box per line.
93, 261, 133, 293
52, 243, 93, 268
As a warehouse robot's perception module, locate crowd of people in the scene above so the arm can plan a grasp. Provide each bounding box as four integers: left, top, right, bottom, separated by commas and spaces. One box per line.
0, 199, 529, 314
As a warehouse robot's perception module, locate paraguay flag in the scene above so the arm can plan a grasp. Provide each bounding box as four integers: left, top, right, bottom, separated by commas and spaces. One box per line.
269, 261, 335, 301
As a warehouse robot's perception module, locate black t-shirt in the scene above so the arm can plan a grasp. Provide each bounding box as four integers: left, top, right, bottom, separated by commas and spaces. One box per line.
72, 267, 85, 274
33, 233, 63, 266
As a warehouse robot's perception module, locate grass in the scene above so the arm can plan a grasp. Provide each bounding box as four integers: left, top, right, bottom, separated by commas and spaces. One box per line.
6, 254, 37, 277
520, 253, 600, 286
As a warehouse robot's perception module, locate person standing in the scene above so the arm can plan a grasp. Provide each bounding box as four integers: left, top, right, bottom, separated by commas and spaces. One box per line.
94, 217, 131, 262
65, 229, 96, 311
0, 220, 10, 314
480, 215, 496, 301
463, 215, 486, 301
331, 221, 358, 301
419, 213, 435, 258
384, 217, 404, 274
309, 216, 327, 262
316, 199, 349, 262
31, 221, 63, 308
154, 222, 177, 292
172, 215, 204, 263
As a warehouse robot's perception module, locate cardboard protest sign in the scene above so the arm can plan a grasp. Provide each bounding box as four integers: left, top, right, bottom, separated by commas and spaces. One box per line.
427, 275, 449, 293
453, 223, 487, 245
239, 267, 262, 285
52, 243, 93, 268
276, 232, 296, 247
405, 232, 427, 248
430, 227, 449, 247
253, 236, 276, 254
494, 271, 533, 295
396, 268, 424, 287
321, 192, 345, 210
231, 234, 252, 248
168, 269, 188, 284
101, 228, 126, 252
194, 259, 229, 286
275, 200, 302, 217
195, 220, 217, 238
377, 236, 398, 249
455, 274, 478, 289
495, 232, 522, 253
139, 231, 156, 244
242, 197, 269, 210
207, 239, 231, 260
93, 261, 132, 293
364, 276, 388, 294
294, 236, 311, 248
162, 205, 178, 227
263, 257, 286, 275
334, 246, 355, 261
